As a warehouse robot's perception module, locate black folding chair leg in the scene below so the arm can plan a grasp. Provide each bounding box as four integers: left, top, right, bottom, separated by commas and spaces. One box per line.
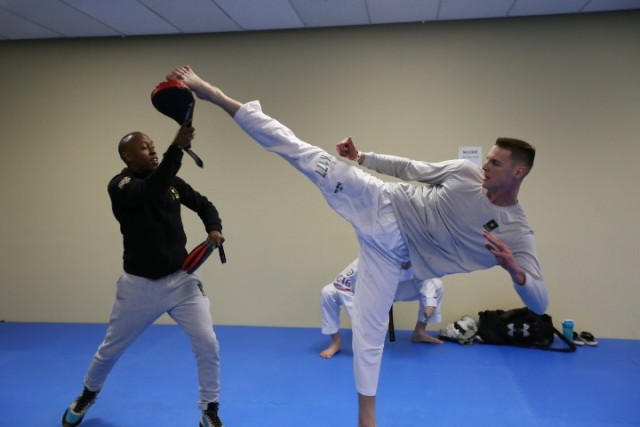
388, 306, 395, 342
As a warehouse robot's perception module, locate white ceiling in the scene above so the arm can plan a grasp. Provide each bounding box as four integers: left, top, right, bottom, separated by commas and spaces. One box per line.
1, 0, 638, 41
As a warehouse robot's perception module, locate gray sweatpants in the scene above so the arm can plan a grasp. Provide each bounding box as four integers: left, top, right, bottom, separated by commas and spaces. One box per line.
83, 270, 220, 409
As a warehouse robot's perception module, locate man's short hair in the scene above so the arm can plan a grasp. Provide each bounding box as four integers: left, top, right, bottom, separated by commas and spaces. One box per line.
495, 137, 535, 171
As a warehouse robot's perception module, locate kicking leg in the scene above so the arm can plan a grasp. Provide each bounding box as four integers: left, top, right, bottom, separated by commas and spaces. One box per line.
169, 65, 389, 238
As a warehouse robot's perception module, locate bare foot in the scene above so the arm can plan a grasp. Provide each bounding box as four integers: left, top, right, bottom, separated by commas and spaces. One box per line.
167, 65, 214, 101
320, 337, 341, 358
411, 330, 444, 344
167, 65, 242, 117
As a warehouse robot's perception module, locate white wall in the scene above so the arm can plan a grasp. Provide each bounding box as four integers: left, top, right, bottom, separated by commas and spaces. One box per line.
0, 12, 638, 338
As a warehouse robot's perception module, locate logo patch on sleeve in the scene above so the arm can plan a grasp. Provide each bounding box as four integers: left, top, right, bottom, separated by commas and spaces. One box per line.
117, 176, 131, 189
168, 186, 180, 200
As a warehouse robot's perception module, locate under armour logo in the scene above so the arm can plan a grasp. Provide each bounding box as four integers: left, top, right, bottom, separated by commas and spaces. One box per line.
334, 182, 343, 193
507, 323, 530, 338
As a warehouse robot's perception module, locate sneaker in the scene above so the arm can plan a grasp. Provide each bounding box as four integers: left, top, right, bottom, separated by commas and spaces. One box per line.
200, 401, 224, 427
61, 387, 98, 427
572, 331, 586, 346
580, 331, 598, 346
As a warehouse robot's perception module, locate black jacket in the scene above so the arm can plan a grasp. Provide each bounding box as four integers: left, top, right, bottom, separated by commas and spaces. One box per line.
107, 145, 222, 279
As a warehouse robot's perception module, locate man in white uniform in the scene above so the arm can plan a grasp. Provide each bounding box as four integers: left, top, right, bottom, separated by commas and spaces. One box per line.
320, 258, 444, 358
167, 65, 549, 427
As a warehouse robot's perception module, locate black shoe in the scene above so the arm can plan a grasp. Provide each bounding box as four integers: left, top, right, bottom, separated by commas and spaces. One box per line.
61, 387, 98, 427
199, 401, 224, 427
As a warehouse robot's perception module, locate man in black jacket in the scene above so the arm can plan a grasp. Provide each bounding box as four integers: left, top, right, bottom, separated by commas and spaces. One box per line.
62, 122, 225, 427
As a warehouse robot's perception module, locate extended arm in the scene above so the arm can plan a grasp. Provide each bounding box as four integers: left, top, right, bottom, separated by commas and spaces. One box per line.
336, 136, 460, 184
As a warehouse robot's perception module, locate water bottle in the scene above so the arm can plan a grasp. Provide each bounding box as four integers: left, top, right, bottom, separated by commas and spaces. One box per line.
562, 319, 574, 341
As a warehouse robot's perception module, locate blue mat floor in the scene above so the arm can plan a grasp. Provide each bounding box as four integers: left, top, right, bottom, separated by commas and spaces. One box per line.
1, 322, 639, 426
